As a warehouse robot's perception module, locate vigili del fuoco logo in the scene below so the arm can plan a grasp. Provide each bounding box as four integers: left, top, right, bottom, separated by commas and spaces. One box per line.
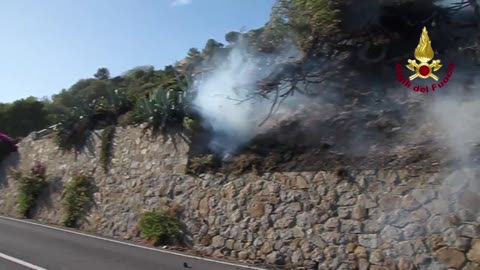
395, 27, 454, 93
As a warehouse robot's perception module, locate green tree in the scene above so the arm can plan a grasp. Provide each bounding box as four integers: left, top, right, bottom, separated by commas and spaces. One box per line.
62, 79, 110, 106
202, 39, 224, 59
268, 0, 341, 53
94, 67, 110, 80
123, 66, 154, 79
186, 48, 202, 64
43, 100, 70, 124
0, 97, 51, 137
51, 89, 78, 108
183, 48, 204, 72
225, 31, 241, 44
187, 48, 201, 59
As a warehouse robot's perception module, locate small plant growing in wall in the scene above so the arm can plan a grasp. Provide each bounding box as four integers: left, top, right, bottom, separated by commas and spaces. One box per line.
61, 174, 95, 228
138, 211, 182, 246
99, 125, 116, 173
186, 154, 217, 174
13, 162, 48, 218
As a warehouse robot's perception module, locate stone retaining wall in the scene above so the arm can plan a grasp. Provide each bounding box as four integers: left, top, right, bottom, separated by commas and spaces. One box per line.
0, 126, 479, 270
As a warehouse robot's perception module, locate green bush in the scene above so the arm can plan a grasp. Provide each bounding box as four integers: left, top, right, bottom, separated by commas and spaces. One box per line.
0, 97, 52, 138
138, 211, 182, 246
187, 154, 216, 174
268, 0, 341, 52
100, 126, 116, 172
62, 174, 95, 228
14, 162, 48, 218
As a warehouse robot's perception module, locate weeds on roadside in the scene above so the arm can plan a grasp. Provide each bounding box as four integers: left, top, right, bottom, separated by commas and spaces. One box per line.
138, 211, 182, 246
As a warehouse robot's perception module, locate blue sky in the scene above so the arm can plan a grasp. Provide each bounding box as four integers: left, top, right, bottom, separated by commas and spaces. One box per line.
0, 0, 274, 102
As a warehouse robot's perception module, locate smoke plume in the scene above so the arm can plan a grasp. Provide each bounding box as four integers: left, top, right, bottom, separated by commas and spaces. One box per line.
191, 41, 302, 158
427, 74, 480, 165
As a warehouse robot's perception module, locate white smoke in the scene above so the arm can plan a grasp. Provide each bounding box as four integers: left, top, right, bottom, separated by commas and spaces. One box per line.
429, 97, 480, 163
426, 73, 480, 164
425, 72, 480, 214
191, 41, 302, 158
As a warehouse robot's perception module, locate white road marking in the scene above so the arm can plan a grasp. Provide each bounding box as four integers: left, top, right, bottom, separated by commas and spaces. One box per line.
0, 252, 47, 270
0, 215, 266, 270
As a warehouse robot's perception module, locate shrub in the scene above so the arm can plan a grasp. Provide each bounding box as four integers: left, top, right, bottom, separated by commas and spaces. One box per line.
187, 154, 216, 174
100, 126, 116, 173
14, 162, 48, 218
138, 211, 182, 246
62, 174, 95, 228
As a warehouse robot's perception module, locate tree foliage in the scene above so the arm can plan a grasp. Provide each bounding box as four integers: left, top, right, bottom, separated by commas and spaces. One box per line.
268, 0, 341, 53
4, 0, 478, 139
181, 48, 204, 72
0, 97, 51, 138
202, 39, 224, 62
225, 31, 241, 44
94, 67, 110, 80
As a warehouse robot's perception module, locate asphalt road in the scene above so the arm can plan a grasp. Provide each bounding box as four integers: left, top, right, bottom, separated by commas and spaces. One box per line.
0, 216, 265, 270
0, 258, 30, 270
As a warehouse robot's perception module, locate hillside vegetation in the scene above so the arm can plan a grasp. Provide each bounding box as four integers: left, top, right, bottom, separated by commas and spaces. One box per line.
1, 0, 479, 172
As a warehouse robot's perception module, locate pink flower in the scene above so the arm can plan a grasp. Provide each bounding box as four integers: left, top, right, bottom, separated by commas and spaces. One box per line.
32, 162, 46, 176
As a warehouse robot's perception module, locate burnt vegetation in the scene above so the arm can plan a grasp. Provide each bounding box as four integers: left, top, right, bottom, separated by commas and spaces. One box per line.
187, 0, 480, 174
252, 0, 480, 101
1, 0, 480, 173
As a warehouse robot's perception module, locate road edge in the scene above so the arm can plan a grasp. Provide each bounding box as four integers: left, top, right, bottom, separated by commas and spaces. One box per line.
0, 215, 268, 270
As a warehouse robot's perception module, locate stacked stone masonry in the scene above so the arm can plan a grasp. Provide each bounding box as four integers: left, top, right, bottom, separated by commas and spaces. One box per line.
0, 126, 479, 270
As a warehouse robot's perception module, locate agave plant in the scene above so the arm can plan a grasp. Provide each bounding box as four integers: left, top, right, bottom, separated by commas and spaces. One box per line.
174, 71, 199, 125
174, 71, 194, 93
135, 88, 186, 132
102, 88, 132, 115
55, 106, 94, 152
89, 88, 134, 129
